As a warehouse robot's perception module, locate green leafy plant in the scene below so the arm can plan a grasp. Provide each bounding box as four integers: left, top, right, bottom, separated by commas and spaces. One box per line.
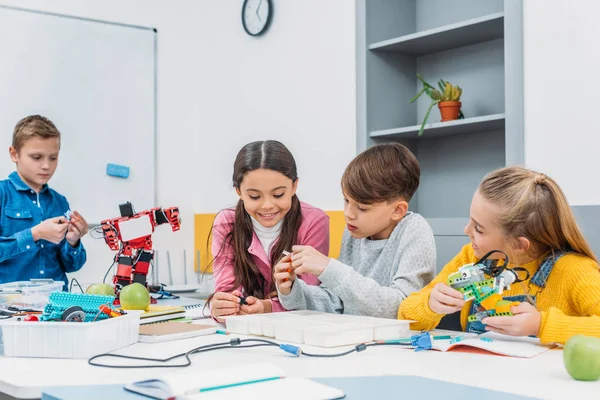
410, 74, 464, 136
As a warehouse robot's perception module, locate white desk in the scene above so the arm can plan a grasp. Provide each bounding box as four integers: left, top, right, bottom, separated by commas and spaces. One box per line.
0, 322, 598, 399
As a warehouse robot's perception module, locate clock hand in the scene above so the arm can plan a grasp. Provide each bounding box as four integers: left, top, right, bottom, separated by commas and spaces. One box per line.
256, 0, 263, 17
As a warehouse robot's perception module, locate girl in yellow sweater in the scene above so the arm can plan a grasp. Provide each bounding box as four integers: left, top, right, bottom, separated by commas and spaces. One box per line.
399, 166, 600, 345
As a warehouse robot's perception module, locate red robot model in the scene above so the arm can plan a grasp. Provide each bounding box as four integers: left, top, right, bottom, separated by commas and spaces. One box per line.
100, 202, 181, 294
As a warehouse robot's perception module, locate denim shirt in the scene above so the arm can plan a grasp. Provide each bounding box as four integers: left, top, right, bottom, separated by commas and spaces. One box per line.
0, 172, 86, 289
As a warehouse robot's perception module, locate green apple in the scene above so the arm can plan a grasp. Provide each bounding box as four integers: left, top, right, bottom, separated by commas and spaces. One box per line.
564, 335, 600, 381
85, 283, 115, 297
119, 283, 150, 311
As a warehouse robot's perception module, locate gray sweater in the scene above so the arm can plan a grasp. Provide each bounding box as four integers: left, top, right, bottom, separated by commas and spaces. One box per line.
277, 212, 436, 319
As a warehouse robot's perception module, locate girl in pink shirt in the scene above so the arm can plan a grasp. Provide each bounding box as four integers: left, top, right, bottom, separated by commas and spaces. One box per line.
209, 140, 329, 322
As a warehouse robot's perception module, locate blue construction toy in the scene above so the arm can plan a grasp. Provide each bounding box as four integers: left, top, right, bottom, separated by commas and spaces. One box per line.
41, 292, 115, 322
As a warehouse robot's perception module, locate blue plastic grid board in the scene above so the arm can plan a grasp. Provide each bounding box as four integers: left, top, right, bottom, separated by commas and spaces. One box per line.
41, 292, 115, 322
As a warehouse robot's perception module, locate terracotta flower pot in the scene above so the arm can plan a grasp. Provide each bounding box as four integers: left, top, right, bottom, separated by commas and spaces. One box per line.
438, 101, 462, 122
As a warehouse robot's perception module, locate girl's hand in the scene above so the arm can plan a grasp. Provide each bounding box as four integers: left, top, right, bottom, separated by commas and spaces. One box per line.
482, 302, 541, 337
290, 245, 330, 277
428, 283, 466, 314
240, 297, 272, 315
66, 211, 89, 247
210, 290, 242, 322
274, 253, 295, 295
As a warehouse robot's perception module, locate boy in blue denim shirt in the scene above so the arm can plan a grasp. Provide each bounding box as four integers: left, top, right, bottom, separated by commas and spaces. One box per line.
0, 115, 88, 289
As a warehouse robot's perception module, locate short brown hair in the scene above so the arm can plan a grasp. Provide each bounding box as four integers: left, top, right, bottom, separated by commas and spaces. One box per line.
342, 142, 420, 204
12, 115, 61, 152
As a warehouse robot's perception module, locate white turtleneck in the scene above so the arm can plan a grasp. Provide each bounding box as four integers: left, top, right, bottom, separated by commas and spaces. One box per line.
251, 216, 283, 258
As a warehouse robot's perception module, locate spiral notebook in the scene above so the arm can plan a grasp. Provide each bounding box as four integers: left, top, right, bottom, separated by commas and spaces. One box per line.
139, 305, 187, 324
182, 302, 209, 319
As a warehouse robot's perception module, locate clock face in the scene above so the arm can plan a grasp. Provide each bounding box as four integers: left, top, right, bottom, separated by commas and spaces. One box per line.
242, 0, 272, 36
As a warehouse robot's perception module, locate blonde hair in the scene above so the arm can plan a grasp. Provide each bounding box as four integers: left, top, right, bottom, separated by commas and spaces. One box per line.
479, 166, 597, 263
12, 115, 61, 152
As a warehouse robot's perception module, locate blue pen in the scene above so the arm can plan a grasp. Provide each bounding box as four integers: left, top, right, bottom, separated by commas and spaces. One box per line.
216, 329, 230, 335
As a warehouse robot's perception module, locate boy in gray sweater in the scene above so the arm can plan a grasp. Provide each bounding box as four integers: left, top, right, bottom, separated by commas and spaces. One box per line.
275, 143, 436, 319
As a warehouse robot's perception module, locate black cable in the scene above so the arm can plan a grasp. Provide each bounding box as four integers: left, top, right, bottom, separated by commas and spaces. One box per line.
300, 342, 409, 358
88, 338, 278, 368
102, 259, 116, 284
477, 249, 510, 277
88, 338, 413, 368
69, 278, 85, 293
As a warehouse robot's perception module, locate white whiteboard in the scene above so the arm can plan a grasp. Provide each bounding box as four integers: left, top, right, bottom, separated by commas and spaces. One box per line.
0, 6, 156, 224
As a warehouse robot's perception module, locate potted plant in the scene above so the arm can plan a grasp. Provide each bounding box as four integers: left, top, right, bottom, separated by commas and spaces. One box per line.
410, 74, 464, 136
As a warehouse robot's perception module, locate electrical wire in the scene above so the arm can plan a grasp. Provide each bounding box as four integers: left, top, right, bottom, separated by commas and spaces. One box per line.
69, 278, 85, 293
88, 338, 412, 369
102, 259, 117, 284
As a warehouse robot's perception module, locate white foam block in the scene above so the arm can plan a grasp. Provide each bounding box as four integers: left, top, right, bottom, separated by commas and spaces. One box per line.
303, 323, 374, 347
274, 321, 330, 343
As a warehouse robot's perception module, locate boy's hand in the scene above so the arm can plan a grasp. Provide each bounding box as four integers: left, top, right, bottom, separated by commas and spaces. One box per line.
481, 302, 541, 337
31, 216, 69, 244
428, 282, 466, 314
66, 211, 89, 247
240, 297, 272, 315
290, 245, 330, 277
274, 253, 295, 295
210, 290, 242, 323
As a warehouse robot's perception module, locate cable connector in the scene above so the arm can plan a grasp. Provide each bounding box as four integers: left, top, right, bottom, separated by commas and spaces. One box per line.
280, 344, 302, 357
230, 338, 242, 346
355, 343, 367, 352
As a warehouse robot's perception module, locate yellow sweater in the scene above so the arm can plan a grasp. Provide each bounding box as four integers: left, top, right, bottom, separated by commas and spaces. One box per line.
398, 244, 600, 344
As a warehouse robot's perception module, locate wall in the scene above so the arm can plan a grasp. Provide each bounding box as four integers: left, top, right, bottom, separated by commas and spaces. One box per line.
0, 0, 356, 287
523, 0, 599, 205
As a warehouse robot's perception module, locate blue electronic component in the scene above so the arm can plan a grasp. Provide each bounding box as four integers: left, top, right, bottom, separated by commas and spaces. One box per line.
411, 332, 433, 352
106, 163, 130, 179
280, 344, 302, 357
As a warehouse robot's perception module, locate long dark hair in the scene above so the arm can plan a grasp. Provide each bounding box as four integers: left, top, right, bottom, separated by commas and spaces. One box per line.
209, 140, 303, 299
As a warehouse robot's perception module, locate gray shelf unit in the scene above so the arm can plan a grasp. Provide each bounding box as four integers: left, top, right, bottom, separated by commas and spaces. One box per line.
356, 0, 524, 271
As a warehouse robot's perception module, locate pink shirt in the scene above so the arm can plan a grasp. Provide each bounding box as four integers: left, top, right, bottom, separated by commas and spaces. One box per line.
212, 201, 329, 312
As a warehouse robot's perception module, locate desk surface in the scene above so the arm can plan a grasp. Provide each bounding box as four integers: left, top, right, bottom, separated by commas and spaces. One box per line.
1, 300, 598, 399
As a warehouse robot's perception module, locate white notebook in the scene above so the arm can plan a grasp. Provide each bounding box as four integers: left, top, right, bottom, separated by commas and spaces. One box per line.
432, 331, 556, 358
124, 363, 345, 400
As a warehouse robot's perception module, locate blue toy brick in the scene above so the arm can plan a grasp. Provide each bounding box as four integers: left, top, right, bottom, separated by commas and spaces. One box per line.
480, 337, 493, 343
106, 163, 130, 179
41, 292, 115, 322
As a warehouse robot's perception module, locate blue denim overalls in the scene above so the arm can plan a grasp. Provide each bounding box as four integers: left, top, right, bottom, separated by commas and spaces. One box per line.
466, 251, 566, 333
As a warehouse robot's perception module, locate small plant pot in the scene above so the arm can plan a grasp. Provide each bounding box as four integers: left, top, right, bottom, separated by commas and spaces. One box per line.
438, 101, 462, 122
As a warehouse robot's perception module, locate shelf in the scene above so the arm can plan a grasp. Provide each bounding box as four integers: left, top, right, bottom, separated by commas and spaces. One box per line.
426, 218, 469, 236
369, 12, 504, 56
369, 113, 505, 140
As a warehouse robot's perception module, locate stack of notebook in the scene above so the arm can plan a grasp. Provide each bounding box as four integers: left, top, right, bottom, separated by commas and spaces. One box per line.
139, 305, 186, 325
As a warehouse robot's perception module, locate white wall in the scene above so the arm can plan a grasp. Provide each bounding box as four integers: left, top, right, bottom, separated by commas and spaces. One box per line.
0, 0, 356, 286
523, 0, 600, 206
